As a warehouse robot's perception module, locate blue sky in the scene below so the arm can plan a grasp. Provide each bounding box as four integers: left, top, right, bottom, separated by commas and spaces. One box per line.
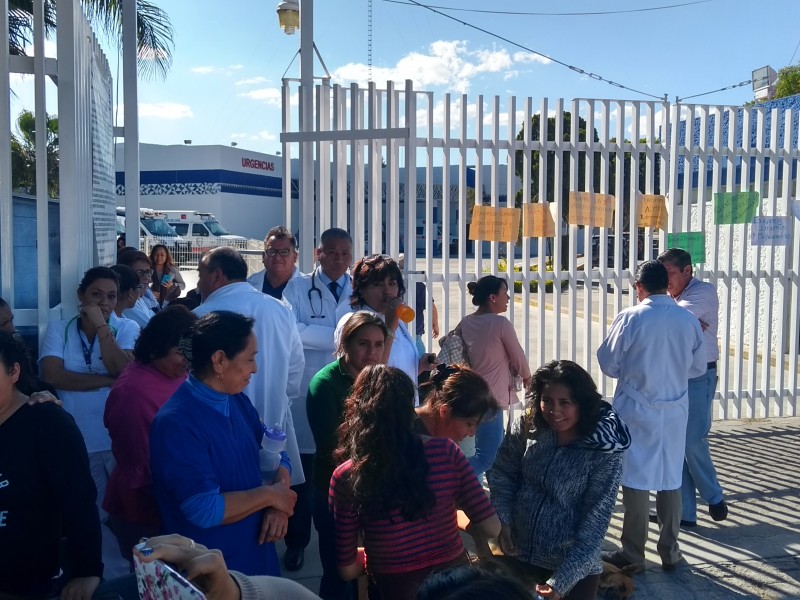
11, 0, 800, 154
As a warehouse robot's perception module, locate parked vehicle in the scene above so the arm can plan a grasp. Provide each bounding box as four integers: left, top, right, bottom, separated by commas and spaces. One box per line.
116, 207, 190, 264
590, 232, 659, 268
163, 211, 247, 257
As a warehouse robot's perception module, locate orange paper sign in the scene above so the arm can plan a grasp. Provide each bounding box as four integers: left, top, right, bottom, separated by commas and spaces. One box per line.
568, 192, 615, 228
522, 203, 556, 238
469, 205, 521, 243
638, 195, 667, 229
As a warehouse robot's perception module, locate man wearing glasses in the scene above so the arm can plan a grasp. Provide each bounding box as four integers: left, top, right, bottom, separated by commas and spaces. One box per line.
248, 226, 300, 299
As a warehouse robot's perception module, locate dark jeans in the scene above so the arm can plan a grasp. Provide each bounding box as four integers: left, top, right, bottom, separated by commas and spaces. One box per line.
285, 453, 315, 551
312, 487, 356, 600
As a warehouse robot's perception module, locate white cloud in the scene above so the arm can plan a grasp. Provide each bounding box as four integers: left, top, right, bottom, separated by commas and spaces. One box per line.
190, 64, 245, 75
512, 51, 551, 65
117, 102, 194, 120
231, 130, 277, 142
504, 70, 519, 81
332, 40, 550, 94
239, 87, 282, 106
235, 76, 269, 86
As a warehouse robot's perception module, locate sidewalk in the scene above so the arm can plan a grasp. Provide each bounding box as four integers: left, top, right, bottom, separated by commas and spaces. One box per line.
280, 417, 800, 599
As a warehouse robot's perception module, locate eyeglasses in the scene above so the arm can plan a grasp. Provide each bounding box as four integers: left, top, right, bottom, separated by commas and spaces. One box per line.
265, 248, 293, 258
135, 269, 153, 277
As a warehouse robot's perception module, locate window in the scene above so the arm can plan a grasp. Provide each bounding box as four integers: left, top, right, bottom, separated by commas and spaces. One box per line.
192, 224, 209, 236
171, 223, 188, 236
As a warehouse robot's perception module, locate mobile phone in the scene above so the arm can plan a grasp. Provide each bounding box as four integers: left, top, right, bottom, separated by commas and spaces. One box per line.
134, 543, 207, 600
162, 273, 175, 285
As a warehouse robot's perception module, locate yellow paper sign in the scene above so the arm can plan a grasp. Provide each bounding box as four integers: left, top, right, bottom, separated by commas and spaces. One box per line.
522, 203, 556, 238
469, 205, 521, 242
568, 192, 615, 228
638, 194, 667, 229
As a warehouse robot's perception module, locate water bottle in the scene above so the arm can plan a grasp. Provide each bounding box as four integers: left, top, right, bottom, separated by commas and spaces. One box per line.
395, 303, 415, 323
259, 422, 287, 483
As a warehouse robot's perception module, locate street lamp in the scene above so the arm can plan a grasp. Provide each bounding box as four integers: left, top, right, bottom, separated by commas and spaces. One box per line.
276, 0, 315, 271
276, 0, 300, 35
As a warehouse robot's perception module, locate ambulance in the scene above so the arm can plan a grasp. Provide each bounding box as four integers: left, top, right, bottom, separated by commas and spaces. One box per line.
163, 210, 247, 255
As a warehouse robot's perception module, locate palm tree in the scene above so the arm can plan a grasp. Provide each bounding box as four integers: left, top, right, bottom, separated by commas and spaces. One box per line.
8, 0, 174, 80
11, 109, 59, 196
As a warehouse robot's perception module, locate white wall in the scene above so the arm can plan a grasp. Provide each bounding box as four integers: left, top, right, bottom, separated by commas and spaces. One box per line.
114, 143, 285, 240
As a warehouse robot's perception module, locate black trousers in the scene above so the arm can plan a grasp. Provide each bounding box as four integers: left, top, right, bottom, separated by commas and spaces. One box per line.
285, 452, 315, 550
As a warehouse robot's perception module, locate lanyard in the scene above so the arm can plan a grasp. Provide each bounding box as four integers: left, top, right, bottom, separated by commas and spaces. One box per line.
76, 317, 96, 372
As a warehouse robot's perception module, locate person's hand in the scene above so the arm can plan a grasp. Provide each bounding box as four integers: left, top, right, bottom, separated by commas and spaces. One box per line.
383, 297, 401, 330
432, 323, 440, 338
497, 523, 518, 556
60, 576, 100, 600
165, 284, 181, 302
418, 353, 439, 374
79, 303, 106, 329
259, 508, 289, 543
27, 391, 61, 406
267, 482, 297, 515
535, 584, 561, 599
133, 534, 240, 600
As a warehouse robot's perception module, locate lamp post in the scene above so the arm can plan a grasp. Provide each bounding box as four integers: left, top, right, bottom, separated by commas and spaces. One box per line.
277, 0, 315, 272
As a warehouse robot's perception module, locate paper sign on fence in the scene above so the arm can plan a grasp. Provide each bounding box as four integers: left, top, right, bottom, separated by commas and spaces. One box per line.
469, 205, 521, 242
568, 192, 615, 228
714, 192, 760, 225
522, 203, 556, 238
667, 232, 705, 264
751, 216, 793, 246
638, 195, 667, 229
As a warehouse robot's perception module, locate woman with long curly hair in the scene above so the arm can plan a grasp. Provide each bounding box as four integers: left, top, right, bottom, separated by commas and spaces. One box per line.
329, 364, 500, 600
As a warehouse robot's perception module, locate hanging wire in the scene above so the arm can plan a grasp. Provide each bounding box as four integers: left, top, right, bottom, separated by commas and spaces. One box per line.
399, 0, 665, 100
678, 79, 754, 102
789, 38, 800, 66
383, 0, 712, 16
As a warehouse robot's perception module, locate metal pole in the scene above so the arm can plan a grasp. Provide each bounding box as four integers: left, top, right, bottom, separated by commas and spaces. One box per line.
299, 0, 314, 271
0, 0, 13, 301
122, 0, 140, 247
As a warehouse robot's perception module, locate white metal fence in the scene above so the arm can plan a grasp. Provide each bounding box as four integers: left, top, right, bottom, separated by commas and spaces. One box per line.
282, 80, 800, 419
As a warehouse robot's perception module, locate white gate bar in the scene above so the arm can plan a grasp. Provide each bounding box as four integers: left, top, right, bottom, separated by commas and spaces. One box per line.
349, 83, 365, 260
762, 107, 779, 415
457, 93, 468, 319
552, 98, 564, 361
316, 81, 331, 237
33, 0, 50, 341
404, 80, 417, 283
567, 99, 580, 361
0, 0, 13, 301
282, 81, 293, 235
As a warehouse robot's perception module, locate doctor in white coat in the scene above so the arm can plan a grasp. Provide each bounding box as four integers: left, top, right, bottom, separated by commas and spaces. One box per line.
194, 247, 306, 543
598, 260, 706, 572
281, 227, 354, 571
247, 226, 301, 300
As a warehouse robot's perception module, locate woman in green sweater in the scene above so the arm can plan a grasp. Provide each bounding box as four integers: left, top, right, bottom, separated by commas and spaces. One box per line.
306, 311, 389, 600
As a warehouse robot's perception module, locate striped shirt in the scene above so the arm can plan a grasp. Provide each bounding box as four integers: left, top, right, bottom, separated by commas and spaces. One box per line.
330, 437, 495, 574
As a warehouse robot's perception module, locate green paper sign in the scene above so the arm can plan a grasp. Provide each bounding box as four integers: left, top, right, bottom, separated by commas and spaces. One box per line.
667, 232, 705, 264
714, 191, 760, 225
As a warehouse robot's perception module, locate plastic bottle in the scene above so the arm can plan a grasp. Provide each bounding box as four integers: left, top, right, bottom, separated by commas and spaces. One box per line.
395, 303, 415, 323
259, 422, 287, 483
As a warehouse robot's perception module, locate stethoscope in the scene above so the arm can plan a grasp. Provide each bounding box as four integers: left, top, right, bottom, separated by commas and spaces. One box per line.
308, 270, 326, 319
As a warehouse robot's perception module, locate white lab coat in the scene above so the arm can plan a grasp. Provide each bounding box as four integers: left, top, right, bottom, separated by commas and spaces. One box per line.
597, 294, 706, 491
194, 282, 306, 486
282, 268, 354, 454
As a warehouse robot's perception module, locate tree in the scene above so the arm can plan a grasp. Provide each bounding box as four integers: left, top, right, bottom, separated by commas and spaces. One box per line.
774, 64, 800, 100
11, 109, 59, 197
8, 0, 174, 80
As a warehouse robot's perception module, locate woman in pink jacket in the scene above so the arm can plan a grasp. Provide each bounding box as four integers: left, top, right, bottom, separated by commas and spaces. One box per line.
457, 276, 531, 479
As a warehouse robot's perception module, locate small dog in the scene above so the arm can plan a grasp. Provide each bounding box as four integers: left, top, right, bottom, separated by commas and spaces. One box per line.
471, 554, 638, 600
599, 561, 640, 600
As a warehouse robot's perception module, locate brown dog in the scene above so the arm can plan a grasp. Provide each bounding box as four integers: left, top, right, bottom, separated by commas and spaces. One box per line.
471, 554, 638, 600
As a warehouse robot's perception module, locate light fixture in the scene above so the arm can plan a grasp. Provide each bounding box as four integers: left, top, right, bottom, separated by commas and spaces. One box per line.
277, 0, 300, 35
